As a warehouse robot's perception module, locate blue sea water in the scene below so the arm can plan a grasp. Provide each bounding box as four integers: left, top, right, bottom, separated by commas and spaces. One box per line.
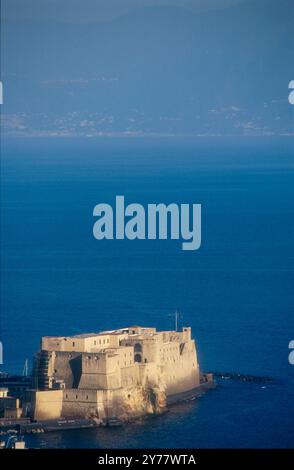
1, 136, 294, 448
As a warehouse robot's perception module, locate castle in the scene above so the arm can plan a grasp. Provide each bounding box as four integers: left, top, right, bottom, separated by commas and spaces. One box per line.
24, 326, 213, 422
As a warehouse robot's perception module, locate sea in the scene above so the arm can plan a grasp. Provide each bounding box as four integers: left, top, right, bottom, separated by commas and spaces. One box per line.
1, 136, 294, 448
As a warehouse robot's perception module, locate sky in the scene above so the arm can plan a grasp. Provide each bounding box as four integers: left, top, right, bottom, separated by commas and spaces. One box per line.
1, 0, 293, 137
2, 0, 245, 23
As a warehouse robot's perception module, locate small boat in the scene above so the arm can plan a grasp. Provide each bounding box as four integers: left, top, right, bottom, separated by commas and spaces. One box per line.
0, 434, 26, 449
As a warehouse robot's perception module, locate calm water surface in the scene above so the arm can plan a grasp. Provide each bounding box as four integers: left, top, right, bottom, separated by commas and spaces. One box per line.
1, 137, 294, 448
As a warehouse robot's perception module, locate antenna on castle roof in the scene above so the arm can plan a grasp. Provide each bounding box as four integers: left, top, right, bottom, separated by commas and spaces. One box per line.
168, 310, 182, 332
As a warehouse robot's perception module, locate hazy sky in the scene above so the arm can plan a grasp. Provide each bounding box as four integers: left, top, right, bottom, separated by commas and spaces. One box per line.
3, 0, 245, 23
2, 0, 292, 137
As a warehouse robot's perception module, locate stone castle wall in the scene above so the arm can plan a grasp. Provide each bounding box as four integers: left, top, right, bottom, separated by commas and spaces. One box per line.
29, 326, 201, 421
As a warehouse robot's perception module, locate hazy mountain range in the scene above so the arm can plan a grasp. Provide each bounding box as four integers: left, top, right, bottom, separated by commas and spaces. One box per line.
1, 0, 294, 137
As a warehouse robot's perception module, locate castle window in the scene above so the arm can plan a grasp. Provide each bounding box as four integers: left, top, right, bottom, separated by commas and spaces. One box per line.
65, 394, 68, 399
134, 354, 142, 363
86, 395, 88, 400
72, 342, 75, 347
76, 395, 78, 399
134, 343, 142, 353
